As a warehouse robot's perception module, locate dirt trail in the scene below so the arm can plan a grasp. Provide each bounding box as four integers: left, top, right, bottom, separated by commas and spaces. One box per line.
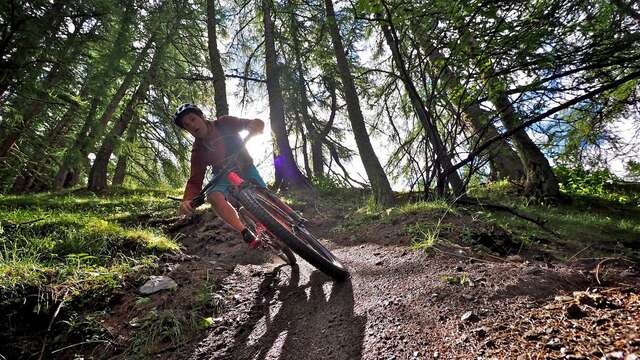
154, 204, 639, 360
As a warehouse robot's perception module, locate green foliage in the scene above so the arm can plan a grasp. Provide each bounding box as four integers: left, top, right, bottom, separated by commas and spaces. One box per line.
125, 275, 224, 357
555, 166, 639, 204
128, 309, 186, 357
312, 175, 347, 193
439, 273, 471, 286
404, 200, 455, 251
337, 197, 454, 231
1, 0, 639, 207
0, 188, 180, 307
466, 178, 640, 260
193, 275, 224, 317
626, 161, 640, 181
406, 222, 440, 251
354, 0, 384, 14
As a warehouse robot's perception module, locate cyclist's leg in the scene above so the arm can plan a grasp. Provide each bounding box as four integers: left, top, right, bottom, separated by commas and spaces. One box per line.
205, 179, 244, 232
207, 191, 245, 232
205, 175, 258, 245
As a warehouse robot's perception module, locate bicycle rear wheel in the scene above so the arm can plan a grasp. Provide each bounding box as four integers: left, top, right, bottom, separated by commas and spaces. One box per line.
236, 188, 349, 281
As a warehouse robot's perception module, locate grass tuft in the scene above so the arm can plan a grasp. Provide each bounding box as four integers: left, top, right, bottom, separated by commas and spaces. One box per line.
0, 188, 180, 306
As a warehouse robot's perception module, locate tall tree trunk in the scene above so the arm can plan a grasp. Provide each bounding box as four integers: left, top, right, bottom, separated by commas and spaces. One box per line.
312, 76, 339, 177
463, 104, 525, 181
288, 0, 324, 178
380, 20, 464, 194
88, 40, 163, 192
422, 47, 524, 181
296, 118, 313, 178
54, 36, 153, 190
468, 40, 559, 197
112, 119, 139, 186
262, 0, 308, 188
489, 86, 560, 197
53, 96, 101, 190
206, 0, 229, 116
324, 0, 394, 205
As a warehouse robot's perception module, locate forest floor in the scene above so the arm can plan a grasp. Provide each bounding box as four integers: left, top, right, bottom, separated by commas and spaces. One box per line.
1, 185, 639, 359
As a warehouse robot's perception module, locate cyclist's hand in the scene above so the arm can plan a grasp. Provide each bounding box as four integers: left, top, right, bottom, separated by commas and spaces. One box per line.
179, 200, 194, 216
248, 119, 264, 135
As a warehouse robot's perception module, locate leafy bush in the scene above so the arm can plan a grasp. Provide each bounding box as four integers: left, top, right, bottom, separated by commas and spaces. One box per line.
312, 175, 348, 193
555, 166, 639, 204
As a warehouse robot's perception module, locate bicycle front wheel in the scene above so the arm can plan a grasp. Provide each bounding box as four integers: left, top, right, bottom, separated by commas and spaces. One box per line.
235, 188, 349, 281
237, 206, 297, 265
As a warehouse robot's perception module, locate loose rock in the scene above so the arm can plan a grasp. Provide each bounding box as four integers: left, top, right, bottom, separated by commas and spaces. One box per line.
461, 311, 480, 322
555, 295, 574, 302
545, 338, 562, 350
523, 330, 542, 340
138, 276, 177, 295
601, 352, 624, 360
566, 303, 587, 319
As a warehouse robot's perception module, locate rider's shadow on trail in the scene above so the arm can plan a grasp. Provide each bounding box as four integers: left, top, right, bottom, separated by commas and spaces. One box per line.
229, 268, 366, 360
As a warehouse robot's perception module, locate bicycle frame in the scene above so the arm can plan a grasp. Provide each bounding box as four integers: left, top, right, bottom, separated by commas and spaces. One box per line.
190, 134, 302, 222
189, 135, 253, 208
192, 165, 303, 226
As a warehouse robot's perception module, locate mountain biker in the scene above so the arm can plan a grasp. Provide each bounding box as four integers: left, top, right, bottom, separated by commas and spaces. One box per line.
173, 103, 266, 248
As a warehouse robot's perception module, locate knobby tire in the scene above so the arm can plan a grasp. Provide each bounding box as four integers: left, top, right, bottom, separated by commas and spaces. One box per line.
237, 207, 297, 265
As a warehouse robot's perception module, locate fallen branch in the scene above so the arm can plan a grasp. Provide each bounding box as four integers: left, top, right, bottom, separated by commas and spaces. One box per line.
51, 339, 115, 354
1, 217, 45, 226
18, 217, 45, 225
595, 257, 635, 285
566, 244, 593, 263
38, 290, 69, 360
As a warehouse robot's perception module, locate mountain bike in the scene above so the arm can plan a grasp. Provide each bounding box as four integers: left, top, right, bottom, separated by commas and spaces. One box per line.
188, 138, 349, 281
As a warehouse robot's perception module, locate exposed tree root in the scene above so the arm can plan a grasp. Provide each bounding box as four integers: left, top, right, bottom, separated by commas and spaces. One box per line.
457, 197, 560, 237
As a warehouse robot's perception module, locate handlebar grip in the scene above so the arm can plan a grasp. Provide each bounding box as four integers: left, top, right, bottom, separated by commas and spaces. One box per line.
191, 194, 205, 208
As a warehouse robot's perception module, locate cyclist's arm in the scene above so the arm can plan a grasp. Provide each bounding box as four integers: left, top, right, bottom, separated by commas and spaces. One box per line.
183, 147, 207, 202
217, 115, 264, 133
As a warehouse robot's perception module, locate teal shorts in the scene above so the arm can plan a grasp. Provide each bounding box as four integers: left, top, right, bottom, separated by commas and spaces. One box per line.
205, 165, 267, 198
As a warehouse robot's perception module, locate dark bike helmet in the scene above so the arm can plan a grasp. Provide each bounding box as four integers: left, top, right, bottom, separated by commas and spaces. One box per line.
173, 103, 204, 128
